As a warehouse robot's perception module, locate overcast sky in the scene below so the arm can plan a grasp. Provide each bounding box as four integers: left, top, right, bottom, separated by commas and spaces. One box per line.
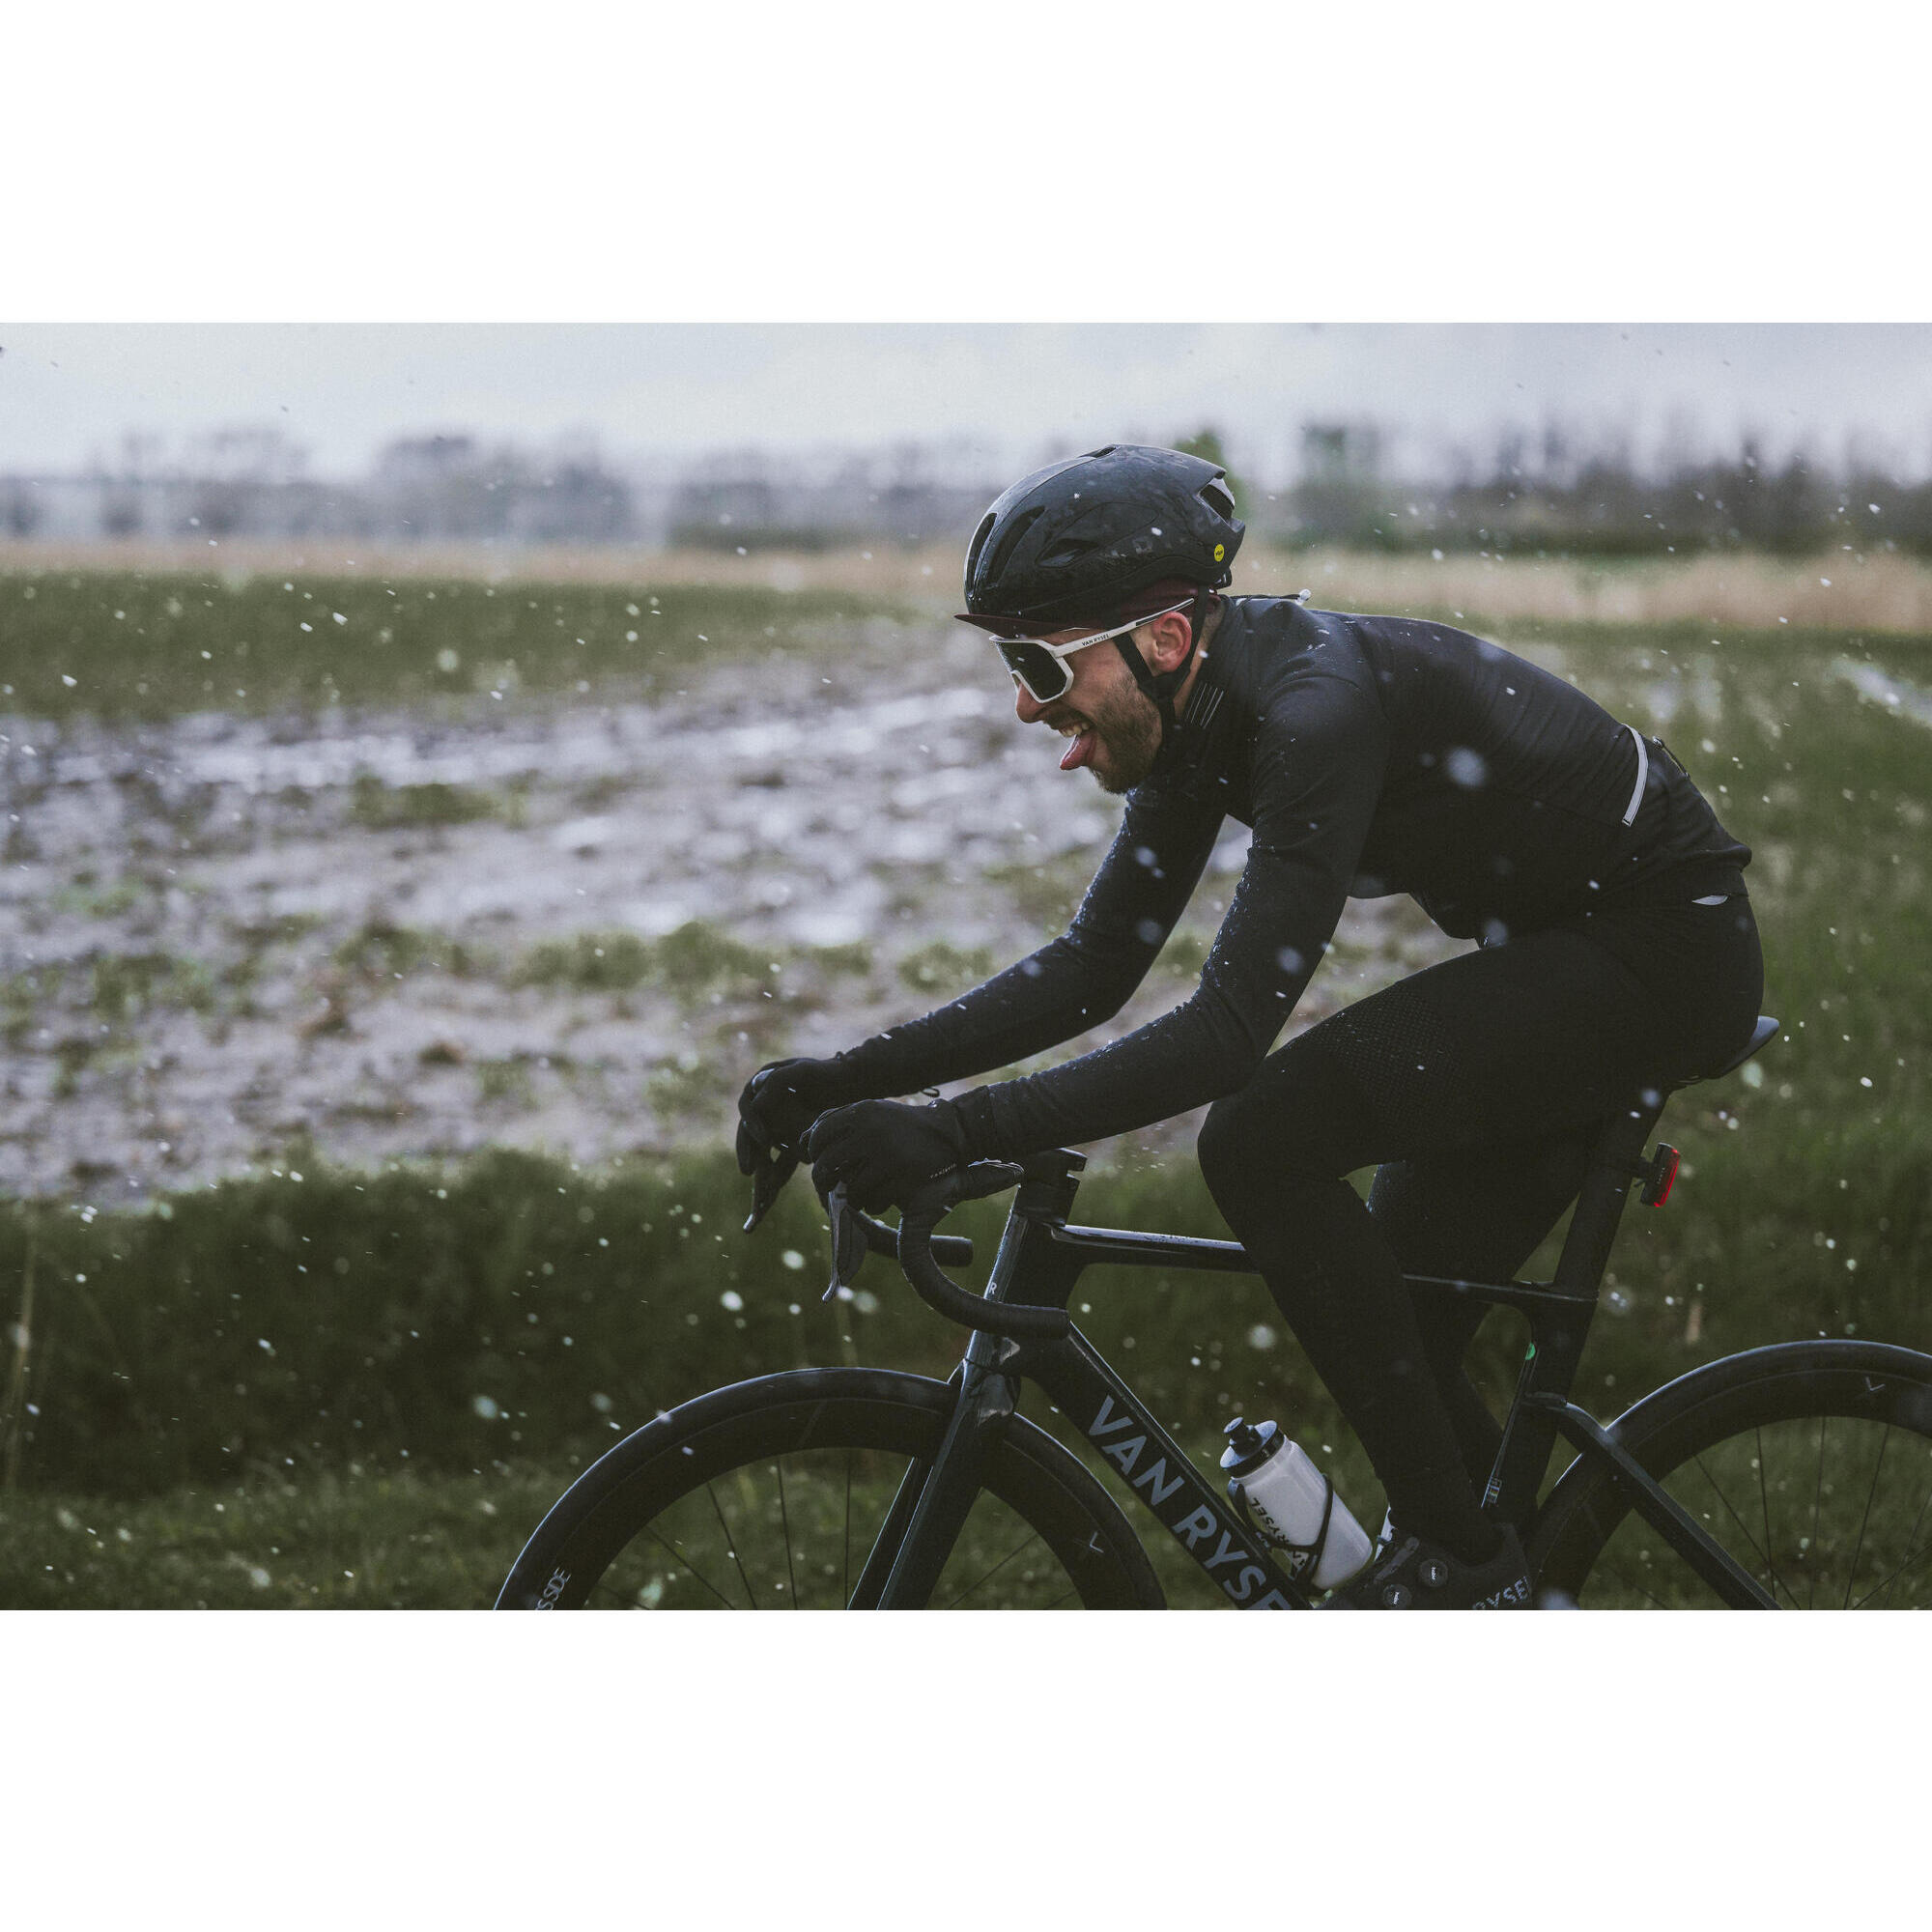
6, 324, 1932, 484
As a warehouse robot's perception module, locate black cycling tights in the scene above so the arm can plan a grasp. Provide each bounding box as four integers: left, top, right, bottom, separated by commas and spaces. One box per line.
1196, 893, 1764, 1564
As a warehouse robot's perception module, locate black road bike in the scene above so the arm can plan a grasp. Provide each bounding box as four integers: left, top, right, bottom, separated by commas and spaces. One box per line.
497, 1016, 1932, 1609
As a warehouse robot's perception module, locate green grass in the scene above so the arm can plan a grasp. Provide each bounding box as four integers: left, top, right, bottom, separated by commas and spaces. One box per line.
51, 874, 148, 920
332, 918, 493, 982
88, 951, 217, 1020
981, 856, 1093, 937
347, 772, 500, 830
475, 1057, 539, 1108
897, 939, 995, 995
512, 921, 774, 997
0, 569, 919, 721
0, 1465, 556, 1608
508, 921, 875, 1015
644, 1056, 733, 1120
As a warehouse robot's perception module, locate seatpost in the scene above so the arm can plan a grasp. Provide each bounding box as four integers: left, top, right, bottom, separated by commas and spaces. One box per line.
1551, 1094, 1666, 1296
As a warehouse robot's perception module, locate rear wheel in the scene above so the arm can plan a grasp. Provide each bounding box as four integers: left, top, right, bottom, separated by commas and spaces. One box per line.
497, 1368, 1163, 1609
1531, 1342, 1932, 1608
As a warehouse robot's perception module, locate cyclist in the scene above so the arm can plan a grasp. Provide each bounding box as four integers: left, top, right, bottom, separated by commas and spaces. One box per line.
736, 442, 1763, 1609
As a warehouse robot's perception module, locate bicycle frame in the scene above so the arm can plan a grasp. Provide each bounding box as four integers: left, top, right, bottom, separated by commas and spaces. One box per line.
867, 1094, 1780, 1609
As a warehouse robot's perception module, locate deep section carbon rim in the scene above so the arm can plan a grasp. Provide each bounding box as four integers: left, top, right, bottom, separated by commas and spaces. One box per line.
497, 1369, 1160, 1609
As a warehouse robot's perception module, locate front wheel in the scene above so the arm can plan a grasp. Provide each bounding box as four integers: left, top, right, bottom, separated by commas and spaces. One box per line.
1530, 1341, 1932, 1608
497, 1368, 1164, 1609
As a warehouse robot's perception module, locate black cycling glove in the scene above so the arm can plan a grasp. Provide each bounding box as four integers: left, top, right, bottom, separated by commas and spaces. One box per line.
804, 1098, 970, 1213
735, 1056, 864, 1174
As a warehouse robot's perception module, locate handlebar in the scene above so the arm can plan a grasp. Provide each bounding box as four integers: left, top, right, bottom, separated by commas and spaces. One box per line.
869, 1164, 1072, 1342
826, 1188, 979, 1274
744, 1124, 1072, 1341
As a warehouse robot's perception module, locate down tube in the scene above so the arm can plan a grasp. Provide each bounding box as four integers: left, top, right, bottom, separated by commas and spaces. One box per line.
1026, 1328, 1313, 1609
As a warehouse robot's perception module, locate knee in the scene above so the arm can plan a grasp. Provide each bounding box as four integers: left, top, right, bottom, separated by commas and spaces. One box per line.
1198, 1081, 1326, 1218
1196, 1092, 1255, 1211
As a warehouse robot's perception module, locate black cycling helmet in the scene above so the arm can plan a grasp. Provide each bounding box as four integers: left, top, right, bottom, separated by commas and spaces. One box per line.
958, 443, 1245, 759
957, 442, 1244, 637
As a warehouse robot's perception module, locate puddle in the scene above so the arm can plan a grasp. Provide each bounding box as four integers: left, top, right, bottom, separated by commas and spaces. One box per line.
1832, 656, 1932, 730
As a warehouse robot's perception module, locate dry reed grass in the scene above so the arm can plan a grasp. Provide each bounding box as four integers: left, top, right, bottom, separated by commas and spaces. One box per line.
1271, 546, 1932, 636
7, 536, 1932, 634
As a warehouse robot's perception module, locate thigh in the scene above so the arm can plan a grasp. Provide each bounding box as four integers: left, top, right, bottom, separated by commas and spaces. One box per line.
1202, 924, 1657, 1218
1321, 926, 1695, 1286
1306, 924, 1669, 1162
1368, 1126, 1599, 1286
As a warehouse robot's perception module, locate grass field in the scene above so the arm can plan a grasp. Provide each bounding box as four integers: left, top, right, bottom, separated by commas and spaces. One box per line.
4, 553, 1930, 1606
12, 536, 1932, 639
0, 1463, 557, 1608
0, 566, 915, 720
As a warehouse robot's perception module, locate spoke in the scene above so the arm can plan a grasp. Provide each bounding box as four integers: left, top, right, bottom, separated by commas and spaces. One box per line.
1754, 1425, 1794, 1607
938, 1523, 1048, 1609
776, 1460, 801, 1609
842, 1452, 854, 1609
1850, 1522, 1932, 1610
1689, 1450, 1801, 1608
1841, 1424, 1891, 1609
643, 1526, 735, 1607
705, 1479, 758, 1608
1877, 1462, 1932, 1608
1591, 1548, 1673, 1610
1807, 1414, 1828, 1610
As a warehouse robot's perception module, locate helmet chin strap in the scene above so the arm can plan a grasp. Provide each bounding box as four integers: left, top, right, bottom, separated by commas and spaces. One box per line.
1110, 587, 1214, 754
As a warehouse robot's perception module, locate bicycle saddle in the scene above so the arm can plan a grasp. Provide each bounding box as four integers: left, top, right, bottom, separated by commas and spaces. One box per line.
1678, 1014, 1779, 1089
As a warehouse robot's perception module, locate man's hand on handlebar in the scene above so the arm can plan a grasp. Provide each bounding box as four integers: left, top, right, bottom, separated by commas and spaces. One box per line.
804, 1098, 970, 1213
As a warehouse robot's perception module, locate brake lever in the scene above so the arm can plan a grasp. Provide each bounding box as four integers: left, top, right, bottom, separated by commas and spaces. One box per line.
742, 1144, 799, 1233
822, 1180, 867, 1300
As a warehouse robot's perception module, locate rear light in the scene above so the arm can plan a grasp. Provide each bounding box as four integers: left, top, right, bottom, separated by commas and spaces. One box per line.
1640, 1144, 1682, 1208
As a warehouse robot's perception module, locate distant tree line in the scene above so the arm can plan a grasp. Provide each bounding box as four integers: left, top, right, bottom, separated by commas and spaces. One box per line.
7, 420, 1932, 558
1276, 421, 1932, 557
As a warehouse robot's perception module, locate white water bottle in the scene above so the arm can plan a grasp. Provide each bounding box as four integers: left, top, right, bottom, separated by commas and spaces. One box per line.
1220, 1417, 1375, 1591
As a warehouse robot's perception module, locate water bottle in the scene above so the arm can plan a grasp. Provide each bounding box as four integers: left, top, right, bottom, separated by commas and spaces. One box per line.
1220, 1416, 1375, 1591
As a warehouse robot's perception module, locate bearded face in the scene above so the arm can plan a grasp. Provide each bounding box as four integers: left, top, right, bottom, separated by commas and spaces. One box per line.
1056, 671, 1164, 795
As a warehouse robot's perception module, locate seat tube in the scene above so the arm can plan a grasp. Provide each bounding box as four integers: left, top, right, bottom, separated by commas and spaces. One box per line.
1486, 1096, 1664, 1521
1551, 1097, 1662, 1295
1485, 1300, 1594, 1523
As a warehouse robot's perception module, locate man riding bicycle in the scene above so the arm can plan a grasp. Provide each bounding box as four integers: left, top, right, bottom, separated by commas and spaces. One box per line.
736, 442, 1763, 1609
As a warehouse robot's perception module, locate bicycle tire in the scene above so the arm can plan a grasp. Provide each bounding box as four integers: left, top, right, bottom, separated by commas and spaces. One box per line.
496, 1367, 1165, 1609
1530, 1341, 1932, 1608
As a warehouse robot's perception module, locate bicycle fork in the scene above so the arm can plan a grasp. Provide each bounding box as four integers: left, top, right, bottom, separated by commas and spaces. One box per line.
852, 1333, 1016, 1609
850, 1198, 1055, 1608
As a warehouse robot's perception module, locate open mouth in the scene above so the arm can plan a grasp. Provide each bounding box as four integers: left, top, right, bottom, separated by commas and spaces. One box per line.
1051, 718, 1096, 772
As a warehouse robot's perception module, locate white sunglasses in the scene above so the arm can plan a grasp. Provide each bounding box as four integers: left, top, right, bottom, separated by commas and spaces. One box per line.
990, 598, 1194, 704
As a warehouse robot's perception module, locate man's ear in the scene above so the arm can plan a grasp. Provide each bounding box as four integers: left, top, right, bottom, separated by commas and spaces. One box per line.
1143, 611, 1194, 674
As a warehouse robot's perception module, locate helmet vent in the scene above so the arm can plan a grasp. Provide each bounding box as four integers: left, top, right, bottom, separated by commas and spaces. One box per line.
1199, 479, 1236, 520
984, 504, 1046, 586
964, 510, 998, 588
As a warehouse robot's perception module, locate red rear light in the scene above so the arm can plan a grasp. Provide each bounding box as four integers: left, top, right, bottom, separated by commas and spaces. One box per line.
1641, 1144, 1681, 1208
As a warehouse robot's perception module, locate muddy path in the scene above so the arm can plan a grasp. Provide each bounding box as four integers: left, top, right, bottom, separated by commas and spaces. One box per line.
1, 618, 1449, 1202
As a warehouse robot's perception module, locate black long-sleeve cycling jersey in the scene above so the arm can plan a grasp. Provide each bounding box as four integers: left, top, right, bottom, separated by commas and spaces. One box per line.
835, 596, 1751, 1160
